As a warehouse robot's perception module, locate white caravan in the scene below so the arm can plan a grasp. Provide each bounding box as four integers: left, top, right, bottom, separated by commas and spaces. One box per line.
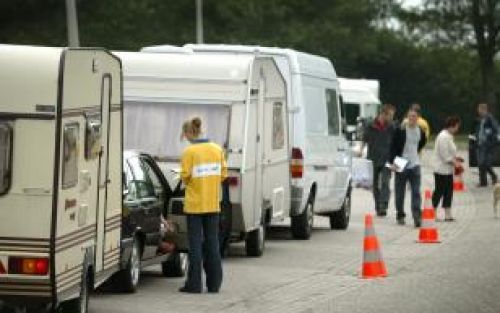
144, 44, 352, 235
0, 45, 122, 312
115, 51, 289, 256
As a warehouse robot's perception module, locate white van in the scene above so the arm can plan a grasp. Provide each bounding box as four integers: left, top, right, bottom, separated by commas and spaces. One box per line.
144, 44, 353, 235
338, 78, 381, 132
115, 51, 289, 256
338, 78, 381, 155
0, 45, 123, 312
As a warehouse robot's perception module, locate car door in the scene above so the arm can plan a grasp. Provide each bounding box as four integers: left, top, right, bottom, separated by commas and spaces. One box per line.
127, 156, 162, 259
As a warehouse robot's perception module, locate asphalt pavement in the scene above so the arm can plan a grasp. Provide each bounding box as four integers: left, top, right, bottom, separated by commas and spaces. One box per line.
90, 150, 500, 313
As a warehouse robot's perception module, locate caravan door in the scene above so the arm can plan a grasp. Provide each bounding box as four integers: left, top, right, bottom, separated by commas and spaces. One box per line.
95, 76, 112, 273
241, 90, 264, 231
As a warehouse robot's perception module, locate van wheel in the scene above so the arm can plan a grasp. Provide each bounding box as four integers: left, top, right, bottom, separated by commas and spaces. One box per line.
61, 265, 90, 313
291, 201, 313, 240
161, 252, 188, 277
245, 224, 265, 257
330, 189, 351, 230
115, 239, 141, 292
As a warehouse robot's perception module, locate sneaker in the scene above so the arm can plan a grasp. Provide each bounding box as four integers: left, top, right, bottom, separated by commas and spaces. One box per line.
414, 219, 421, 228
397, 218, 405, 225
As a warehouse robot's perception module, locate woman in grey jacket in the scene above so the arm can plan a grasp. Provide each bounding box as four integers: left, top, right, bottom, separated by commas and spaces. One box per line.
432, 116, 461, 221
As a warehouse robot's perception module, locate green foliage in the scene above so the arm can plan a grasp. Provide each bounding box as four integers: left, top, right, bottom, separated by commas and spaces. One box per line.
0, 0, 488, 132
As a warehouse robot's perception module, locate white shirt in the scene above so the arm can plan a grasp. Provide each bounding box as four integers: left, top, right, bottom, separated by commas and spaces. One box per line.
402, 126, 421, 169
433, 129, 457, 175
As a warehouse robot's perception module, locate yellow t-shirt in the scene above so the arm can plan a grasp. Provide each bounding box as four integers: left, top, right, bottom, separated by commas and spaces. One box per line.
180, 140, 227, 214
402, 117, 431, 140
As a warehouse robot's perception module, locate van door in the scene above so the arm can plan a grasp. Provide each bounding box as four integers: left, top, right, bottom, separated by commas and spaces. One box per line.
95, 76, 111, 273
326, 88, 350, 201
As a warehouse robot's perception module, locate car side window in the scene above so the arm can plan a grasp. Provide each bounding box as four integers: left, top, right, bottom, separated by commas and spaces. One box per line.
127, 156, 156, 199
141, 158, 163, 197
123, 161, 138, 201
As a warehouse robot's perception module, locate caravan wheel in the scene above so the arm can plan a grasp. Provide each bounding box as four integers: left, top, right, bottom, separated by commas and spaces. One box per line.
61, 265, 90, 313
245, 224, 265, 257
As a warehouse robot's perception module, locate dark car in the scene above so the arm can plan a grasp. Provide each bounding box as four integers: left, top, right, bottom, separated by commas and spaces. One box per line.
109, 151, 188, 292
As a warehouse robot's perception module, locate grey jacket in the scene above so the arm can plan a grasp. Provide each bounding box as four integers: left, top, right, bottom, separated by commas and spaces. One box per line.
363, 119, 396, 167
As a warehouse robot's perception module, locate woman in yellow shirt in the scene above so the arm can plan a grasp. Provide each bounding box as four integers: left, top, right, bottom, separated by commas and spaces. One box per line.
179, 117, 227, 294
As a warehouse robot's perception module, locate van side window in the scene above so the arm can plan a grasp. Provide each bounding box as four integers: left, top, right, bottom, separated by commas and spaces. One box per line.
272, 102, 285, 150
62, 123, 79, 189
303, 86, 328, 134
0, 122, 12, 195
326, 89, 341, 135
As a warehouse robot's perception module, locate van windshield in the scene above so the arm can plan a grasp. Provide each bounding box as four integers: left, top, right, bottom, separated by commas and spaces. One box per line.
0, 122, 12, 195
344, 102, 361, 125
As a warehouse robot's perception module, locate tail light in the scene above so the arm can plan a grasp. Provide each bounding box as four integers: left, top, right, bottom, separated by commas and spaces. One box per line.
291, 147, 304, 179
226, 176, 239, 187
8, 257, 49, 276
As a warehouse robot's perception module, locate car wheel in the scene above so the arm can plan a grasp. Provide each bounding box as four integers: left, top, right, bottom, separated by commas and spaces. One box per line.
115, 238, 141, 292
330, 188, 351, 230
291, 200, 314, 240
161, 252, 188, 277
61, 264, 90, 313
245, 223, 265, 257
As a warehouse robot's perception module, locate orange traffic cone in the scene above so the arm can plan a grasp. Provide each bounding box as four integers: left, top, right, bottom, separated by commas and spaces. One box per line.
362, 214, 388, 279
453, 174, 465, 192
418, 190, 440, 243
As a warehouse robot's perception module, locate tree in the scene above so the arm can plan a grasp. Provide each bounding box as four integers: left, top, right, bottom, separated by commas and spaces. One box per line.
401, 0, 500, 110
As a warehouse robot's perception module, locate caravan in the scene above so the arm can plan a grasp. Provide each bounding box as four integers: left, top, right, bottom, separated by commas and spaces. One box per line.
0, 45, 122, 312
143, 44, 353, 236
0, 45, 183, 313
115, 51, 289, 256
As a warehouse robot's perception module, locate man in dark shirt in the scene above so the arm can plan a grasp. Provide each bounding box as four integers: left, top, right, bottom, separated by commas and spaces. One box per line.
361, 104, 396, 216
474, 103, 499, 187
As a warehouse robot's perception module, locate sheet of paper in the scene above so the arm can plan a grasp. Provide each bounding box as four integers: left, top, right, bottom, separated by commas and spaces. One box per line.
385, 157, 408, 173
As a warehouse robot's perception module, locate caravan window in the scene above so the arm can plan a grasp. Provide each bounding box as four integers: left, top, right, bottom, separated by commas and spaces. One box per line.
62, 123, 79, 189
272, 102, 285, 150
0, 123, 12, 195
326, 89, 341, 135
124, 102, 230, 160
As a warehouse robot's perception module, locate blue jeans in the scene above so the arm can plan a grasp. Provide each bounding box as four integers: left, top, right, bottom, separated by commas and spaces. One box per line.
477, 145, 497, 185
395, 166, 422, 222
373, 165, 391, 213
185, 214, 222, 292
